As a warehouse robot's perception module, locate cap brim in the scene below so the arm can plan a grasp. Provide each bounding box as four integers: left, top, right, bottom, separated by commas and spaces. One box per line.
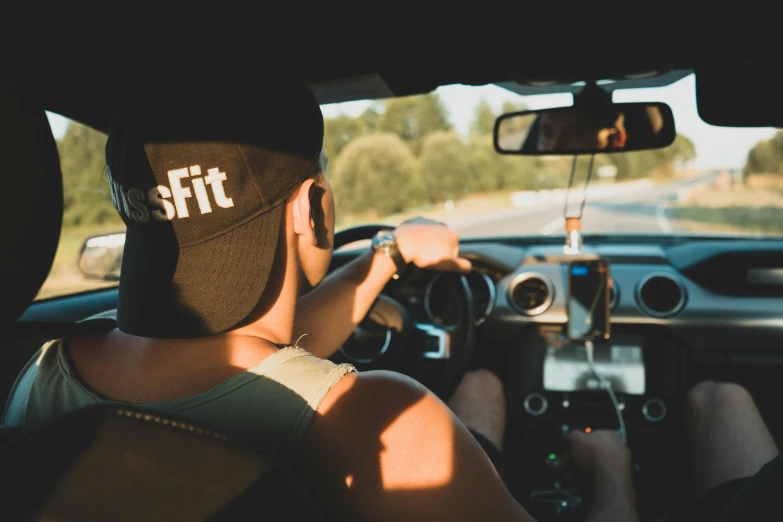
117, 204, 284, 338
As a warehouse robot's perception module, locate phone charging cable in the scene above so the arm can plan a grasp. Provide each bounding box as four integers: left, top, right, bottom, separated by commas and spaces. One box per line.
584, 340, 627, 443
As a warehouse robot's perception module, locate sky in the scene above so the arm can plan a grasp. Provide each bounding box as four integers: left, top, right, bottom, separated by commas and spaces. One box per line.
46, 73, 778, 170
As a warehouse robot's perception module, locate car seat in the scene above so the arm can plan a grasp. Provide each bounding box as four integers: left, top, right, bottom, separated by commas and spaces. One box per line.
0, 80, 327, 521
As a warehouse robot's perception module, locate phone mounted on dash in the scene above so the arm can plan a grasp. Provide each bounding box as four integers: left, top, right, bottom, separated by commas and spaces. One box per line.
566, 258, 611, 341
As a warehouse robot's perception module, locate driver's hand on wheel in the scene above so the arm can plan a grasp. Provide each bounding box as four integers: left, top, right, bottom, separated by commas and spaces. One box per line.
395, 217, 472, 273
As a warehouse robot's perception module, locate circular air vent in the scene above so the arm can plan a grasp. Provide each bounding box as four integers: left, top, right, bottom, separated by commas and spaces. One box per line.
508, 273, 554, 316
636, 273, 687, 318
609, 282, 620, 310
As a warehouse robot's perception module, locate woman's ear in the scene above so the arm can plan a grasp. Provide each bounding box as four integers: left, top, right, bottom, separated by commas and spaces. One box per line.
292, 178, 317, 246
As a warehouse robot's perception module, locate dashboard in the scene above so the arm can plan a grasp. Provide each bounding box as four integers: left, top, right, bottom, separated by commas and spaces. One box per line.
330, 237, 783, 357
55, 236, 783, 358
328, 236, 783, 513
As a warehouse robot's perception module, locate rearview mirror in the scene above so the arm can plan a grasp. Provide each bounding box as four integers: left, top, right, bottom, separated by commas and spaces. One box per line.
78, 232, 126, 281
494, 102, 676, 155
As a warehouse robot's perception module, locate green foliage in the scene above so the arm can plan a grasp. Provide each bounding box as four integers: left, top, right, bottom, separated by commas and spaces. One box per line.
359, 104, 382, 133
467, 135, 510, 192
745, 131, 783, 175
608, 133, 696, 180
419, 132, 472, 202
53, 90, 702, 233
323, 114, 363, 163
470, 99, 496, 137
330, 133, 425, 217
671, 134, 696, 164
467, 135, 537, 192
376, 93, 452, 154
501, 100, 529, 114
57, 122, 123, 228
321, 92, 698, 221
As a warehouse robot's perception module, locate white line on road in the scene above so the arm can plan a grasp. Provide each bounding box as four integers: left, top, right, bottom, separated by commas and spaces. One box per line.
539, 217, 565, 235
656, 200, 673, 233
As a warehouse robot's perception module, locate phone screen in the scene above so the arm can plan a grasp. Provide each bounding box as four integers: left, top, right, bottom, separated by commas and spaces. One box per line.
567, 259, 610, 340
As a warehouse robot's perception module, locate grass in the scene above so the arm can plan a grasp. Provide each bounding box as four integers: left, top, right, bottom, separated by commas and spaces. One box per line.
670, 174, 783, 236
672, 207, 783, 235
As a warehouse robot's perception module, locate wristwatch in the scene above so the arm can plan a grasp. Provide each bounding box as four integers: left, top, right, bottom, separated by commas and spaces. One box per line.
371, 229, 408, 280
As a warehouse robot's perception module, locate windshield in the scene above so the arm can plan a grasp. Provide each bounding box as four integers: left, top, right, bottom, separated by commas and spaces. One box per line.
322, 72, 781, 239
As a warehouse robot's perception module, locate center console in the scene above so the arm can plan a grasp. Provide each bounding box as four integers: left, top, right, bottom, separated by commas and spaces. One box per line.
503, 324, 688, 520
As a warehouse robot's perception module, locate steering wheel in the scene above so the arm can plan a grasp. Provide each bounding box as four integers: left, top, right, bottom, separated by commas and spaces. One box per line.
331, 224, 476, 401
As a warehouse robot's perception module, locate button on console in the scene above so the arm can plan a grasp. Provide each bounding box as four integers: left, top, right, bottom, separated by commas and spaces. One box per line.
524, 393, 548, 416
642, 398, 666, 422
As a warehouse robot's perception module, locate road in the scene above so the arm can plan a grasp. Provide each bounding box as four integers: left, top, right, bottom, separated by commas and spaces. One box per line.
451, 173, 719, 238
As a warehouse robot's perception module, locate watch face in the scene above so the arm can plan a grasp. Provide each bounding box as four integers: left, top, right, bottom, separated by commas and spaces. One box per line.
373, 231, 395, 248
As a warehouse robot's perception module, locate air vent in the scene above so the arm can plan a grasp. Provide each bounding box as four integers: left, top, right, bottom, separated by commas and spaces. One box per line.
609, 282, 620, 310
636, 273, 686, 318
508, 273, 554, 316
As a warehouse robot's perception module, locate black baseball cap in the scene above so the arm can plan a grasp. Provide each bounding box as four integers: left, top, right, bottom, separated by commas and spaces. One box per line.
106, 82, 324, 338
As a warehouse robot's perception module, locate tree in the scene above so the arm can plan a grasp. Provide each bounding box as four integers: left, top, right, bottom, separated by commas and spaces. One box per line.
323, 114, 363, 163
501, 100, 529, 114
470, 99, 496, 136
467, 135, 505, 192
419, 132, 471, 202
467, 134, 540, 192
745, 131, 783, 174
376, 93, 452, 153
359, 103, 383, 134
57, 122, 123, 228
608, 133, 697, 180
671, 134, 696, 165
330, 133, 425, 217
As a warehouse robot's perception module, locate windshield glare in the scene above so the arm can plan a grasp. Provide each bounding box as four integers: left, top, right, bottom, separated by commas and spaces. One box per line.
322, 72, 782, 240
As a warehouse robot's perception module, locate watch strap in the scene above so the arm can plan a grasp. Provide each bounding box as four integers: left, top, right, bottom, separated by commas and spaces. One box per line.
373, 230, 408, 279
387, 244, 407, 278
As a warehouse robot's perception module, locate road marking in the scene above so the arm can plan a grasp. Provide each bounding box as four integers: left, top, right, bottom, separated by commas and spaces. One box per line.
656, 199, 673, 233
539, 217, 565, 235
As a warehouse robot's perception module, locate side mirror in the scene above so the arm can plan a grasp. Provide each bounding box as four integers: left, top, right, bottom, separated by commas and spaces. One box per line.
494, 102, 676, 155
78, 232, 126, 281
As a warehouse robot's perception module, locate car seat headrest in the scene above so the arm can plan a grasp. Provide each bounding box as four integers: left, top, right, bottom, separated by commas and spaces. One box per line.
0, 81, 63, 328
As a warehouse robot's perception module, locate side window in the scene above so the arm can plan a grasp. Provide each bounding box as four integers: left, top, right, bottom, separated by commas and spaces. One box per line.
35, 113, 125, 300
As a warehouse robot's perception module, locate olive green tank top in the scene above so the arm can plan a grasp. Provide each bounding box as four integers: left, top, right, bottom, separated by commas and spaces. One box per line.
3, 340, 355, 465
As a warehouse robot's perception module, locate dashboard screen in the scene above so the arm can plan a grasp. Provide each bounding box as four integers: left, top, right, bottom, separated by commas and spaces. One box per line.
542, 333, 645, 394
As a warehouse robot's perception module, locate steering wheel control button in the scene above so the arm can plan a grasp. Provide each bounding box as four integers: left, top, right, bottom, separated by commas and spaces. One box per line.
642, 398, 667, 422
524, 393, 548, 416
415, 323, 450, 360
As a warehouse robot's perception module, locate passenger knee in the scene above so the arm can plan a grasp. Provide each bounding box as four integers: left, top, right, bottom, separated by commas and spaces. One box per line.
686, 380, 754, 417
464, 369, 504, 396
